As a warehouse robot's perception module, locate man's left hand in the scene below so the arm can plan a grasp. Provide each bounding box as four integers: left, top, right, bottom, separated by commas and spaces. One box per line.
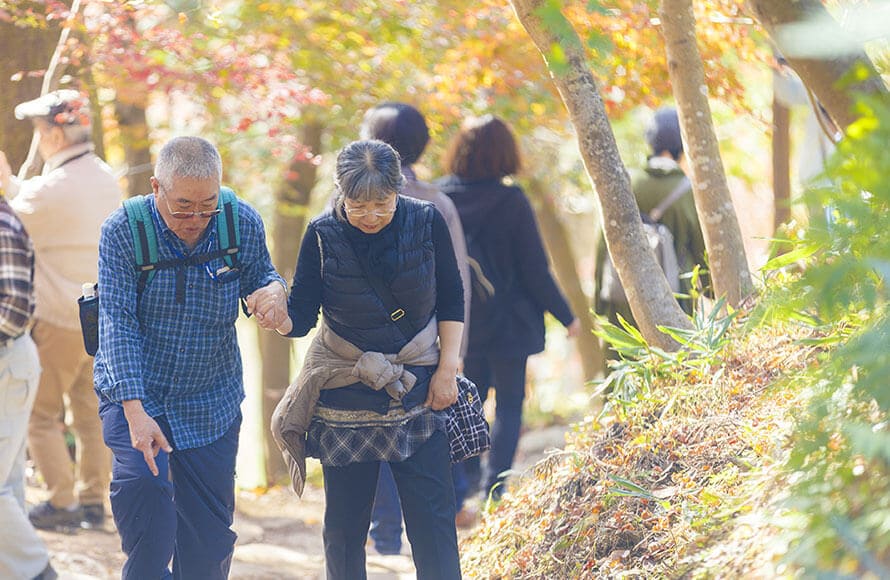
246, 281, 288, 330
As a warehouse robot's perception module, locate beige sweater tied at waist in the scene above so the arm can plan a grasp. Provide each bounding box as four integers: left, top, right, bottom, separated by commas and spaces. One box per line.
271, 317, 440, 496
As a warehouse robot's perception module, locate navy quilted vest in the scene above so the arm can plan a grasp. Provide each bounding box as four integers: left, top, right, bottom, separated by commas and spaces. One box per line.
311, 196, 437, 353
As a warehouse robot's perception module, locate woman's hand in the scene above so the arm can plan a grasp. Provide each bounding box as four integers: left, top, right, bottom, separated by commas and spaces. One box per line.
566, 318, 581, 338
426, 367, 458, 411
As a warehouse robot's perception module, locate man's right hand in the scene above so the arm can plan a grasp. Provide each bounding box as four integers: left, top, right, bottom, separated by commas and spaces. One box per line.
122, 399, 173, 477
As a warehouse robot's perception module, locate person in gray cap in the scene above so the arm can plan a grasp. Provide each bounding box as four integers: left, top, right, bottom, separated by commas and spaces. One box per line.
594, 106, 706, 332
0, 89, 121, 529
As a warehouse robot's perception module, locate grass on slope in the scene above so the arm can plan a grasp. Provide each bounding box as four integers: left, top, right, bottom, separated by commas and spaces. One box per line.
460, 321, 816, 579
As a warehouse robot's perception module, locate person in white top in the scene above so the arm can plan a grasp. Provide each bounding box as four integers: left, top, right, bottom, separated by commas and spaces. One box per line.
0, 90, 122, 529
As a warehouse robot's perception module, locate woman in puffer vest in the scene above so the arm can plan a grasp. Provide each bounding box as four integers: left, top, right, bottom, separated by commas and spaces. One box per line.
272, 140, 464, 580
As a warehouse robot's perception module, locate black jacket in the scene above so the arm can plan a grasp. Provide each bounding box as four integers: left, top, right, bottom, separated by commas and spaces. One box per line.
438, 176, 574, 356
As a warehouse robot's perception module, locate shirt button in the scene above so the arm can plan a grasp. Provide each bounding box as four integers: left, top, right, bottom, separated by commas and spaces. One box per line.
189, 283, 194, 289
179, 347, 185, 353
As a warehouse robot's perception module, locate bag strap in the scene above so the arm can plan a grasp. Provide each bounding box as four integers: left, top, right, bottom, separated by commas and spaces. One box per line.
124, 189, 242, 296
216, 186, 240, 270
123, 195, 159, 294
649, 176, 690, 222
353, 254, 418, 340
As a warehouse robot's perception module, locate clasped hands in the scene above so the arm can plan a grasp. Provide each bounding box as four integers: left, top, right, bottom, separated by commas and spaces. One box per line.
245, 281, 289, 331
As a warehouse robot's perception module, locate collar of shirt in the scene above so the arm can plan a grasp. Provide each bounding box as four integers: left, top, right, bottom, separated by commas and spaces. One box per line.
43, 142, 94, 173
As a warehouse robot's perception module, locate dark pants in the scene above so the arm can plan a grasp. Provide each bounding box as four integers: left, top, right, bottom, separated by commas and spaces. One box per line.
369, 463, 403, 554
99, 400, 240, 580
462, 354, 529, 498
323, 430, 461, 580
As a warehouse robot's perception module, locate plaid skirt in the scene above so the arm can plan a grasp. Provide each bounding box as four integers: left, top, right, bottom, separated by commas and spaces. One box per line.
306, 402, 447, 467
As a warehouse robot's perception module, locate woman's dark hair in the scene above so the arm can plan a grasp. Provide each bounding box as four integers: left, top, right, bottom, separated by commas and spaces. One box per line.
359, 102, 429, 166
332, 140, 405, 219
442, 114, 521, 181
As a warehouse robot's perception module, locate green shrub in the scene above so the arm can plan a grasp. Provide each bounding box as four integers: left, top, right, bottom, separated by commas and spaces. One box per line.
761, 93, 890, 576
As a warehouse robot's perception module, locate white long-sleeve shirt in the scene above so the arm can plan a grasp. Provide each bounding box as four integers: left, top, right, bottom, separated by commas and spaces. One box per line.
8, 143, 122, 330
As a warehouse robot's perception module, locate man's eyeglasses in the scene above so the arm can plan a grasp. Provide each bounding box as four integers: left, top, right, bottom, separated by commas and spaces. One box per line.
161, 191, 222, 219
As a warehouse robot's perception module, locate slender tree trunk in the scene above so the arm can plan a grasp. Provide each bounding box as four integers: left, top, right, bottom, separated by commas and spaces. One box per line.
0, 8, 62, 170
659, 0, 754, 308
83, 70, 106, 162
510, 0, 691, 351
773, 88, 792, 232
259, 121, 324, 484
19, 0, 82, 180
528, 177, 605, 391
747, 0, 888, 133
114, 101, 153, 197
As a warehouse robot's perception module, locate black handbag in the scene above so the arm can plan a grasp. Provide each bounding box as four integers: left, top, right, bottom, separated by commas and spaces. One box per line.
355, 254, 490, 463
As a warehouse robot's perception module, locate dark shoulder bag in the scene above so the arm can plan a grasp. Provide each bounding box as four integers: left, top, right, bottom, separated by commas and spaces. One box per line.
355, 256, 490, 463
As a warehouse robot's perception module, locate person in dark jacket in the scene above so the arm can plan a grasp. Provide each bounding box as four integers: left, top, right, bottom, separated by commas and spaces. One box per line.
437, 115, 579, 501
594, 106, 706, 331
272, 140, 463, 579
360, 102, 474, 552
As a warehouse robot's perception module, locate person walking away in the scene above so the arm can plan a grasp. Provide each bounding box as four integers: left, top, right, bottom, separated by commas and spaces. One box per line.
0, 187, 57, 579
359, 102, 474, 550
0, 90, 121, 529
437, 115, 580, 502
93, 136, 287, 579
272, 140, 464, 579
594, 106, 706, 331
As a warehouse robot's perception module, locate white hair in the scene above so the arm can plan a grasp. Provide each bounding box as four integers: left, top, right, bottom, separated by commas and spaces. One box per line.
154, 136, 222, 191
61, 123, 92, 146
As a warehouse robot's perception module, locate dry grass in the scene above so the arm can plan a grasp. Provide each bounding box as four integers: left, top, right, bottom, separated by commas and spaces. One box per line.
460, 322, 817, 579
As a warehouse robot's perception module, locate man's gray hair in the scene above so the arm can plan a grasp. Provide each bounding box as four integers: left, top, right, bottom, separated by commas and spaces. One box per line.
154, 136, 222, 191
61, 124, 92, 146
332, 140, 404, 218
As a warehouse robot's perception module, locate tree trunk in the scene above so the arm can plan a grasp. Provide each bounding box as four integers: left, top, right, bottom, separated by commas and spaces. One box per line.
772, 88, 792, 233
114, 101, 153, 197
0, 12, 60, 170
527, 177, 605, 390
660, 0, 754, 308
259, 121, 324, 485
747, 0, 889, 133
510, 0, 691, 351
18, 0, 82, 180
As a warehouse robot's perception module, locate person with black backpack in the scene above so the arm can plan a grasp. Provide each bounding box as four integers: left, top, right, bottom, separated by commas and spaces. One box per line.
594, 106, 707, 334
437, 115, 580, 503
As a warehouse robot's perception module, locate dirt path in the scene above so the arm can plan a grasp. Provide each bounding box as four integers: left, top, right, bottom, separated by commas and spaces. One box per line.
31, 425, 569, 579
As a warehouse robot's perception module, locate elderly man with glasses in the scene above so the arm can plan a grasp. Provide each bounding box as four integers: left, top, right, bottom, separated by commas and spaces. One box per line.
93, 136, 287, 579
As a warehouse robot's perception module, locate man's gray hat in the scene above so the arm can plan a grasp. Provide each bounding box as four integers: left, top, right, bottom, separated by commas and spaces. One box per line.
14, 90, 90, 126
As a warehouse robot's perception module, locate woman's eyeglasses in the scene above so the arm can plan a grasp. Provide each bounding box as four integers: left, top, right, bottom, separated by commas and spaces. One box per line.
344, 207, 396, 218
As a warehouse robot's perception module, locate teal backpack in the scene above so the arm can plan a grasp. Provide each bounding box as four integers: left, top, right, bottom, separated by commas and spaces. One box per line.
122, 186, 241, 300
79, 187, 241, 355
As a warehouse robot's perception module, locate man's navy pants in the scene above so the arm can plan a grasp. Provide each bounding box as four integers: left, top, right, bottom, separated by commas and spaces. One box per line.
99, 399, 240, 579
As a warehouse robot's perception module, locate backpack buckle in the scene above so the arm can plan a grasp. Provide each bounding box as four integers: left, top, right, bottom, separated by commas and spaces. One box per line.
390, 308, 405, 321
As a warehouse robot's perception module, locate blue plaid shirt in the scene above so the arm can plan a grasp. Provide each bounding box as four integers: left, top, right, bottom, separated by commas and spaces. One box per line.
94, 195, 284, 449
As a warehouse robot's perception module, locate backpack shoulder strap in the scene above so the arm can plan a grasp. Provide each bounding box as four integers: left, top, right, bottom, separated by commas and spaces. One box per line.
122, 195, 159, 293
649, 176, 691, 222
216, 186, 240, 269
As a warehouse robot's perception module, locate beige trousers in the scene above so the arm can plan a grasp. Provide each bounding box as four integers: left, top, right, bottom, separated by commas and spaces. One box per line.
27, 320, 109, 508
